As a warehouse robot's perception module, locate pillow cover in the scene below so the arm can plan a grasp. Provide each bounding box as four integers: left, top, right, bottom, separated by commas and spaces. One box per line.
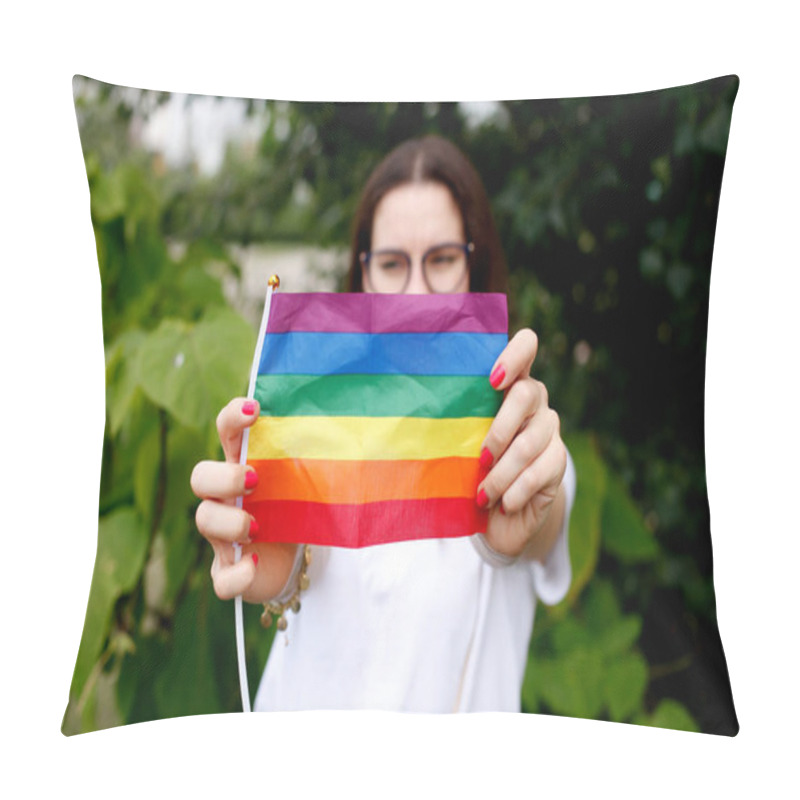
64, 74, 739, 734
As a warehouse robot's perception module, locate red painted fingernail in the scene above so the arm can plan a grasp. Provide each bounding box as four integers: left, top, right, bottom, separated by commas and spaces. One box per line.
479, 447, 493, 469
489, 365, 506, 389
249, 517, 259, 536
252, 553, 259, 567
244, 469, 258, 490
242, 400, 256, 415
476, 488, 489, 509
499, 504, 506, 515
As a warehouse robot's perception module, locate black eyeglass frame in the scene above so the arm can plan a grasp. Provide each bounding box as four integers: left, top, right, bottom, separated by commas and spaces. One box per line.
359, 241, 475, 294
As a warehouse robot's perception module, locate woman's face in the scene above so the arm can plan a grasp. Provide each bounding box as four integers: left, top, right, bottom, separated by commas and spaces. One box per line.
365, 181, 470, 295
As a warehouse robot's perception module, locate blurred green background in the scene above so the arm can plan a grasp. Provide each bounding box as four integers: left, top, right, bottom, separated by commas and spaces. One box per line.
64, 75, 738, 735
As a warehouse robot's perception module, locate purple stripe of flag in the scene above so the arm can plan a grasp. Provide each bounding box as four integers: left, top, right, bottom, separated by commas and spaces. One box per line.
266, 292, 508, 334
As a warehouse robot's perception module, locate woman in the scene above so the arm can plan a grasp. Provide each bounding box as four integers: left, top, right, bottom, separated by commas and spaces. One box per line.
190, 135, 575, 711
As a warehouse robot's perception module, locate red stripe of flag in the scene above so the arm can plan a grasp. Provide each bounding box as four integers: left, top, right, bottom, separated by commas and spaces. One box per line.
247, 497, 489, 548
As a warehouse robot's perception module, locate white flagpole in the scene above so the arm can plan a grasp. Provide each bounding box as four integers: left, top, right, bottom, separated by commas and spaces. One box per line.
234, 274, 280, 712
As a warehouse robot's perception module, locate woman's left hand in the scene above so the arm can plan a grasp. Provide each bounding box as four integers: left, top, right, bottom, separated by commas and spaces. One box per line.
477, 328, 568, 561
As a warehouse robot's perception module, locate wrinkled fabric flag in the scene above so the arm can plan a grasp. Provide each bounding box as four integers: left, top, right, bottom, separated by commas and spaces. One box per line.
243, 293, 508, 548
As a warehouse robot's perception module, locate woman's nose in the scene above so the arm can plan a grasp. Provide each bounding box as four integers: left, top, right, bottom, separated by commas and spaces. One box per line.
405, 260, 430, 295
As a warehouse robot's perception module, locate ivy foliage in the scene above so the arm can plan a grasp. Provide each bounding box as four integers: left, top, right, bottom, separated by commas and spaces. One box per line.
63, 138, 271, 733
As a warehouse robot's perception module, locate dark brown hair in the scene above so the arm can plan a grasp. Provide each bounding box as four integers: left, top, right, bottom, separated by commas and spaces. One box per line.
347, 135, 507, 293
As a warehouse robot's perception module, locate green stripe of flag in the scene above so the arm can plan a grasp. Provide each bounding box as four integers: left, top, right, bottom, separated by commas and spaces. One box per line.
254, 373, 500, 418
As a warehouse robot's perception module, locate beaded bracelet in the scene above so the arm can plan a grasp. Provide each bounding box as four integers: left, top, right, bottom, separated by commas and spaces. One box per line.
260, 545, 312, 631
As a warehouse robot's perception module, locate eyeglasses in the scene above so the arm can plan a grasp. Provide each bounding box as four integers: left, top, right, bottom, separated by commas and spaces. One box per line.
360, 242, 474, 294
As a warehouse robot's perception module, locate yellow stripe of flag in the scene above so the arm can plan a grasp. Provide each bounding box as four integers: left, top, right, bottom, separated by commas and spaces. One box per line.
248, 416, 493, 461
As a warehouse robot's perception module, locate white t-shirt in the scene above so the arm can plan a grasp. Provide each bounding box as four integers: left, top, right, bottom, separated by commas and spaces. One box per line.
254, 453, 575, 713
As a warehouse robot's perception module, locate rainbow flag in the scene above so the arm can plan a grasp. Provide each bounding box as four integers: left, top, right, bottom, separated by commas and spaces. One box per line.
243, 292, 508, 548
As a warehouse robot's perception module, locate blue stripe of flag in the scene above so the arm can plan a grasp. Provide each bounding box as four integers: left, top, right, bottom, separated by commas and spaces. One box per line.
258, 332, 506, 376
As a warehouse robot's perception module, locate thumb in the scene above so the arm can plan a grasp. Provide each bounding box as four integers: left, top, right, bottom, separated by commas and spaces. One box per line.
217, 397, 260, 464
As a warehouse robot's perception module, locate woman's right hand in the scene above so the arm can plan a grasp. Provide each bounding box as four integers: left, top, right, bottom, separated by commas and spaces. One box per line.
190, 398, 297, 603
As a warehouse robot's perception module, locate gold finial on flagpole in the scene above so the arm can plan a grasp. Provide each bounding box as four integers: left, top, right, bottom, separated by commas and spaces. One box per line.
268, 274, 280, 289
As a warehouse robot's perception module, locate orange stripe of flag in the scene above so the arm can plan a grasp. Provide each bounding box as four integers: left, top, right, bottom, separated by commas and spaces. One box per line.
246, 457, 483, 504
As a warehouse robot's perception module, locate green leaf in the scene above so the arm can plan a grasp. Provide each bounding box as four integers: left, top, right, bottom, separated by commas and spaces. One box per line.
536, 648, 605, 719
551, 616, 593, 654
636, 699, 700, 733
105, 329, 146, 438
159, 422, 212, 606
674, 122, 695, 156
583, 579, 621, 633
698, 102, 733, 155
604, 653, 648, 722
115, 653, 138, 724
143, 517, 194, 615
161, 516, 194, 608
90, 169, 126, 222
116, 634, 167, 726
639, 246, 664, 278
100, 392, 159, 513
556, 433, 606, 611
568, 580, 643, 657
521, 656, 542, 711
80, 678, 99, 732
140, 418, 210, 612
143, 527, 185, 614
645, 180, 663, 203
601, 472, 659, 563
133, 423, 161, 529
177, 266, 227, 311
596, 617, 642, 658
136, 308, 255, 429
69, 507, 148, 701
665, 262, 694, 300
154, 583, 223, 719
650, 155, 671, 186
